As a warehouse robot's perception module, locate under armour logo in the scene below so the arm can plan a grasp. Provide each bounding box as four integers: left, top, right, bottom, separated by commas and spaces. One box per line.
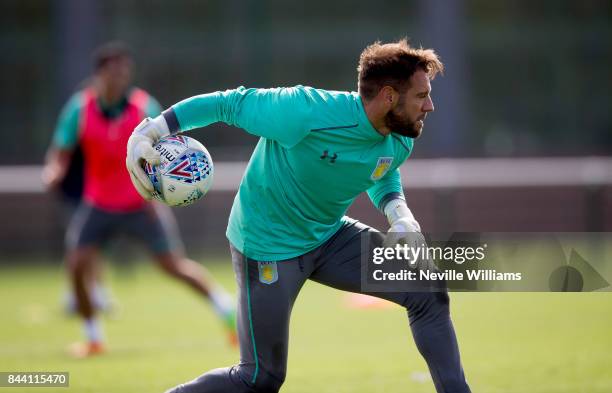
320, 150, 338, 163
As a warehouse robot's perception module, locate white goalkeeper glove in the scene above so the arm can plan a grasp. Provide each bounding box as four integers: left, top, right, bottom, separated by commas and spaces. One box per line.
126, 116, 170, 200
384, 198, 421, 234
383, 199, 434, 271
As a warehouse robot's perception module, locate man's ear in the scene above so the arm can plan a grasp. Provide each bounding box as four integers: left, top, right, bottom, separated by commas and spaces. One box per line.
380, 86, 399, 108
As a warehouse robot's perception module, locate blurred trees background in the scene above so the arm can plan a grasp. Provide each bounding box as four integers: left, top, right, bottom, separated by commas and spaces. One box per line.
1, 0, 610, 163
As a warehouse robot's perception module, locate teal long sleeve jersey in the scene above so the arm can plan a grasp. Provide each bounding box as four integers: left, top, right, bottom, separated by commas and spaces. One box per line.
169, 86, 413, 261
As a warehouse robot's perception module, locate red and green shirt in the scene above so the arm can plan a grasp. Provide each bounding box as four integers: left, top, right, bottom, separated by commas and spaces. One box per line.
52, 87, 161, 211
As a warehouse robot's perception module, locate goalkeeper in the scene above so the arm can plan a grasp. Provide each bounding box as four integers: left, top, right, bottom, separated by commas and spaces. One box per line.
127, 39, 471, 393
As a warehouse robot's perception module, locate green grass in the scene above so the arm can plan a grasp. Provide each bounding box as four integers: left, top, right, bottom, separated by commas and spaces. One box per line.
1, 261, 611, 393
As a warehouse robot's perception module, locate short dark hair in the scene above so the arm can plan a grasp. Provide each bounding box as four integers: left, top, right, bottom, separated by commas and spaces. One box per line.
357, 38, 444, 100
92, 41, 132, 70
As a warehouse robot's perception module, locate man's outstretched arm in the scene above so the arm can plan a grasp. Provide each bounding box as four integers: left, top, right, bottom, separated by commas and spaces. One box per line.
42, 92, 82, 190
126, 86, 316, 199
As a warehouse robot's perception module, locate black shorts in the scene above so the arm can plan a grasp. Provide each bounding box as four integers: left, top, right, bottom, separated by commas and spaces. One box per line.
66, 201, 183, 255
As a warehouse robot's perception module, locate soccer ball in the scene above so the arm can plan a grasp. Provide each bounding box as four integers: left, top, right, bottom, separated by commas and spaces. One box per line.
143, 135, 214, 207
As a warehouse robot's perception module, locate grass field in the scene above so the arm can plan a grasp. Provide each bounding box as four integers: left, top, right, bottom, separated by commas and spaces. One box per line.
1, 259, 611, 393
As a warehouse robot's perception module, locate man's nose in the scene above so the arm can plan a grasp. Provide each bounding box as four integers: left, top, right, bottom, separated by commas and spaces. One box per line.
423, 96, 434, 112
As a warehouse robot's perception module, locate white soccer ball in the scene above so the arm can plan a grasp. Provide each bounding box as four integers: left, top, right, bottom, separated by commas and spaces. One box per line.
143, 135, 214, 207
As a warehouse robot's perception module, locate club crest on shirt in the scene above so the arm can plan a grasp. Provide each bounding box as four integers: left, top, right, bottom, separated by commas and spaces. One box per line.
258, 261, 278, 284
370, 157, 394, 181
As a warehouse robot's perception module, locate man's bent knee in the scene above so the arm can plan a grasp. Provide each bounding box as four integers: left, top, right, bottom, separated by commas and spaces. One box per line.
249, 369, 285, 393
156, 253, 184, 276
66, 248, 96, 275
165, 365, 285, 393
232, 362, 285, 393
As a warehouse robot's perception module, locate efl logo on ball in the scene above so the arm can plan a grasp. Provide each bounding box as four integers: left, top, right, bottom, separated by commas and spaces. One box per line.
143, 135, 214, 207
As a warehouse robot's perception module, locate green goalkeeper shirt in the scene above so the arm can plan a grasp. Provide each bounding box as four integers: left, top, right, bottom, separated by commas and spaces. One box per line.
171, 86, 413, 261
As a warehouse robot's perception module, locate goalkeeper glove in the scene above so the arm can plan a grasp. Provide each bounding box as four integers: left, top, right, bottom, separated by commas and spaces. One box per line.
383, 198, 435, 271
126, 116, 170, 199
384, 198, 421, 234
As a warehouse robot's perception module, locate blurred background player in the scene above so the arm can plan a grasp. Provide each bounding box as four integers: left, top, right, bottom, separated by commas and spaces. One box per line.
42, 41, 236, 357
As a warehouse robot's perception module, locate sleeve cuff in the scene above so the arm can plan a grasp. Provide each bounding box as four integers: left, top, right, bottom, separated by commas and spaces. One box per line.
378, 192, 405, 211
162, 108, 181, 134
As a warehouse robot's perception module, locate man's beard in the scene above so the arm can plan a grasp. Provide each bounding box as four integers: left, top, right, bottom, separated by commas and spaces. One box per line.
385, 109, 423, 138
